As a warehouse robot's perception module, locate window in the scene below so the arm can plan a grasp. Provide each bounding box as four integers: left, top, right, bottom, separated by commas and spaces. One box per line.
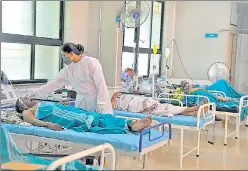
1, 1, 64, 83
122, 1, 164, 77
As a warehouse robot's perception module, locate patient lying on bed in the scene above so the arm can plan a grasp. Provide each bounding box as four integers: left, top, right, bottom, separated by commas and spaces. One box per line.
180, 80, 234, 102
15, 97, 152, 133
111, 92, 208, 117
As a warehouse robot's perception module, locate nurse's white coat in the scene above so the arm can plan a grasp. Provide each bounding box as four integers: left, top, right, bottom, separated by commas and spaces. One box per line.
36, 56, 113, 114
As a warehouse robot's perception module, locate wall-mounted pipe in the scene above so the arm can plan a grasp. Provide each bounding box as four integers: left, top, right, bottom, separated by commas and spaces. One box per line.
170, 1, 177, 79
98, 1, 103, 60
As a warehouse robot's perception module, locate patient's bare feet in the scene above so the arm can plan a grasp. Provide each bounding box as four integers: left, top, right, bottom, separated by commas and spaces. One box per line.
130, 116, 152, 132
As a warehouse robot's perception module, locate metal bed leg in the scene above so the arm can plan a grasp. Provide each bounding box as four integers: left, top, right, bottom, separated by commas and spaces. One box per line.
224, 115, 228, 145
208, 122, 215, 145
180, 129, 184, 169
142, 154, 147, 170
235, 117, 240, 139
196, 130, 200, 157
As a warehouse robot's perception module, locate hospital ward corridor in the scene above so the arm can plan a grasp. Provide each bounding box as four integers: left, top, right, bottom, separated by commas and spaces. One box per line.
1, 1, 248, 170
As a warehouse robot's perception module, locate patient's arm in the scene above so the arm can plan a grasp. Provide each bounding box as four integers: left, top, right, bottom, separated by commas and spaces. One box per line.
188, 88, 206, 93
22, 105, 64, 131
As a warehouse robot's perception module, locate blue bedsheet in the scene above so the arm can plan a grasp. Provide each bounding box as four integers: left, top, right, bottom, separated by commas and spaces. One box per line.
114, 110, 213, 128
1, 128, 96, 171
2, 123, 169, 152
205, 79, 244, 98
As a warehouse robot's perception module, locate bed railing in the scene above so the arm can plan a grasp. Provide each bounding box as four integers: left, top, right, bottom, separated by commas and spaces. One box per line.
46, 143, 116, 170
139, 122, 172, 152
157, 93, 211, 106
157, 93, 216, 128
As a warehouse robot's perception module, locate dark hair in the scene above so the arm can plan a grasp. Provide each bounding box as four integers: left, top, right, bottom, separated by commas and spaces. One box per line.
15, 99, 24, 113
61, 43, 84, 55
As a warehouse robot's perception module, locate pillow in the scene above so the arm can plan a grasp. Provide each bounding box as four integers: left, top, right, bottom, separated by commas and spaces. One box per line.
1, 110, 32, 126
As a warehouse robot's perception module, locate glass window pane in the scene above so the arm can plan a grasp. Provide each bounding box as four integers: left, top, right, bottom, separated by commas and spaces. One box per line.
121, 52, 135, 71
124, 28, 135, 47
137, 54, 149, 76
149, 54, 160, 75
34, 45, 60, 80
1, 43, 31, 80
36, 1, 60, 39
151, 2, 162, 48
2, 1, 34, 35
139, 1, 152, 48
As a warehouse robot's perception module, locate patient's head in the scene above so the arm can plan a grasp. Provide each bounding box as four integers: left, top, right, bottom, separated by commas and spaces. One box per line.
180, 80, 193, 91
15, 97, 38, 113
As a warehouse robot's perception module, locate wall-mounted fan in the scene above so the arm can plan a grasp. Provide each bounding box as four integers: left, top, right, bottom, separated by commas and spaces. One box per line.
207, 62, 230, 83
114, 1, 150, 88
119, 1, 150, 29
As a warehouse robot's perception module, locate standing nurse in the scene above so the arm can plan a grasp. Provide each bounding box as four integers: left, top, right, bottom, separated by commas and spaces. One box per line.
28, 43, 113, 114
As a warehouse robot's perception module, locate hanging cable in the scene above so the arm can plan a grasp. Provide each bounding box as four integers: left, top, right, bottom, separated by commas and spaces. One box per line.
173, 39, 198, 85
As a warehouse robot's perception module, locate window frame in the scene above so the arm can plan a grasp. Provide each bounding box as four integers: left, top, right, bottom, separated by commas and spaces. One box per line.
121, 1, 165, 77
0, 1, 65, 84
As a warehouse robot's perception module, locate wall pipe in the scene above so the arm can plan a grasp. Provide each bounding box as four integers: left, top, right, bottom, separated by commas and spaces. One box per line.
169, 1, 177, 79
98, 1, 103, 60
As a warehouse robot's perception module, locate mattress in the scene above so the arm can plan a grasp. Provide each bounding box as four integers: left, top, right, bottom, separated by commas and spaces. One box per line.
2, 123, 169, 152
114, 110, 213, 128
159, 100, 239, 113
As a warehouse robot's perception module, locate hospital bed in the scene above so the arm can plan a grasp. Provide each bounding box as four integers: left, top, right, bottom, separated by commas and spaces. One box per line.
158, 92, 248, 146
1, 126, 115, 170
1, 84, 172, 170
113, 95, 216, 168
46, 143, 115, 170
1, 122, 171, 170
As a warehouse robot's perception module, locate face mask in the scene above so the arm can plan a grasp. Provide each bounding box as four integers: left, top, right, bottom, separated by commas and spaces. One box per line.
62, 55, 72, 65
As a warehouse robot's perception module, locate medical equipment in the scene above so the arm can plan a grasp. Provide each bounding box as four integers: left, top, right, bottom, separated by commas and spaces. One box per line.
114, 94, 216, 169
120, 71, 135, 93
1, 84, 18, 108
208, 62, 230, 83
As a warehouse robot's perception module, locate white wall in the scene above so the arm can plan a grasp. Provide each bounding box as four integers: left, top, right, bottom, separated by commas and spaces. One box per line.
169, 1, 232, 80
64, 1, 123, 87
64, 1, 236, 87
64, 1, 89, 50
